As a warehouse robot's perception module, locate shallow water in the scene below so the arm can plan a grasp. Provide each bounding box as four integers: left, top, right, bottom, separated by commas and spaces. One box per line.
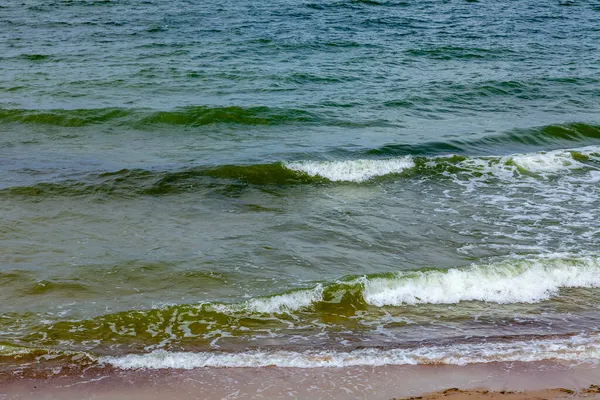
2, 0, 600, 375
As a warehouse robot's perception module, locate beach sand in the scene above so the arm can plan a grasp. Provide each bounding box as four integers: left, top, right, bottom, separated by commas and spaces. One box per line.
395, 386, 600, 400
2, 361, 600, 399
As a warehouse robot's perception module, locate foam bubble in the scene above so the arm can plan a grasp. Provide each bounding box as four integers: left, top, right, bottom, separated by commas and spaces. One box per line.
362, 255, 600, 306
209, 285, 324, 314
446, 146, 600, 183
282, 146, 599, 183
509, 149, 584, 173
245, 285, 324, 313
0, 344, 35, 356
582, 170, 600, 183
285, 157, 414, 182
100, 334, 600, 369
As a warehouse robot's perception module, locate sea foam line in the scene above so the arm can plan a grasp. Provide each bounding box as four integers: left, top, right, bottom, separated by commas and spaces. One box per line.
100, 334, 600, 369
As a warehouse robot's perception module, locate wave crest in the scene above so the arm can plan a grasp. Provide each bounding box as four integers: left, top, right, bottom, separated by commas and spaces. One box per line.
362, 255, 600, 306
284, 157, 414, 182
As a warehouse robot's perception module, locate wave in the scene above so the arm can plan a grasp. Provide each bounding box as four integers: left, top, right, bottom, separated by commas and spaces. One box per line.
208, 254, 600, 312
0, 106, 380, 128
3, 144, 599, 197
13, 255, 600, 350
285, 157, 415, 182
287, 145, 599, 182
405, 46, 506, 60
365, 123, 600, 157
211, 284, 325, 314
2, 254, 600, 357
443, 145, 599, 181
1, 106, 600, 143
1, 163, 323, 197
361, 254, 600, 306
100, 333, 600, 369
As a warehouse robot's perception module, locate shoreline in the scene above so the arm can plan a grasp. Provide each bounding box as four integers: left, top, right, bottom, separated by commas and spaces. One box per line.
2, 361, 600, 399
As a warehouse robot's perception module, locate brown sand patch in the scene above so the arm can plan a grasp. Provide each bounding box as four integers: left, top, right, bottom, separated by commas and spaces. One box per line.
393, 385, 600, 400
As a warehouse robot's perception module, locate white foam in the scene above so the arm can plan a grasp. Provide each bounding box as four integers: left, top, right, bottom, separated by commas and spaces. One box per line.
578, 145, 600, 159
0, 344, 35, 356
283, 146, 600, 183
244, 285, 324, 313
448, 146, 600, 183
285, 157, 414, 182
581, 170, 600, 183
100, 334, 600, 369
209, 285, 323, 314
362, 255, 600, 306
509, 149, 584, 173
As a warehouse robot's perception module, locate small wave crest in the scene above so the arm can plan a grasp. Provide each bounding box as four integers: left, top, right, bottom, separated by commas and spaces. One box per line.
510, 149, 584, 173
211, 285, 324, 314
368, 123, 600, 157
284, 157, 414, 182
466, 146, 597, 178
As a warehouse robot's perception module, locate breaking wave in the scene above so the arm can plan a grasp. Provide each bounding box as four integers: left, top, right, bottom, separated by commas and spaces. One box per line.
361, 254, 600, 306
2, 145, 600, 196
12, 254, 600, 351
285, 157, 414, 182
221, 254, 600, 311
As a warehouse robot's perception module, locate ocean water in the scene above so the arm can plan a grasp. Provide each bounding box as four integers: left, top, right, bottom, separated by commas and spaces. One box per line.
2, 0, 600, 377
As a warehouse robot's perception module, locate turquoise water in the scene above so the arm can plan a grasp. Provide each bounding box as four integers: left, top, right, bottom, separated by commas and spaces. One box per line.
2, 0, 600, 375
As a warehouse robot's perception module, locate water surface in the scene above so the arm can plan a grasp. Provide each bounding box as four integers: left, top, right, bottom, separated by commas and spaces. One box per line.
2, 0, 600, 375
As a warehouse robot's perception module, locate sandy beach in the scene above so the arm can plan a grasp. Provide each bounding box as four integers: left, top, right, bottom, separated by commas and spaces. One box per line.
397, 386, 600, 400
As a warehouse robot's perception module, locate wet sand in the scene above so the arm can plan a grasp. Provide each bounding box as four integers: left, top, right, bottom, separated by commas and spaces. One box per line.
2, 361, 600, 399
396, 386, 600, 400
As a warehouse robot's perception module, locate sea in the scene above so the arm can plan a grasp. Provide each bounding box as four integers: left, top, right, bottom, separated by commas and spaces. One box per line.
1, 0, 600, 378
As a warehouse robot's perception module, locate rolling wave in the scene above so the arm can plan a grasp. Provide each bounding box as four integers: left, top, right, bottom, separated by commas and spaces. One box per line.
213, 254, 600, 312
3, 144, 599, 196
9, 254, 600, 351
0, 106, 379, 128
361, 254, 600, 306
1, 107, 600, 144
365, 123, 600, 156
285, 157, 415, 182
